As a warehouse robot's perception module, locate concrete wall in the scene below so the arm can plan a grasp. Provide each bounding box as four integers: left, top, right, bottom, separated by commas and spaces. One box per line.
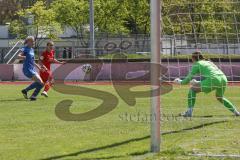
9, 62, 240, 81
0, 64, 13, 81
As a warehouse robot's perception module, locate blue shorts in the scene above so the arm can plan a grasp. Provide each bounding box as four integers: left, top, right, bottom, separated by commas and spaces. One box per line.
23, 69, 37, 79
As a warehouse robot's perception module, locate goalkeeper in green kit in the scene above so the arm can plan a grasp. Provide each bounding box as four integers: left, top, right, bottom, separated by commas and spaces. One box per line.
174, 51, 240, 117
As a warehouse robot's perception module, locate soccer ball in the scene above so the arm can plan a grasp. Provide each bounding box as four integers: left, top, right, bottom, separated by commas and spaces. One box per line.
81, 64, 92, 74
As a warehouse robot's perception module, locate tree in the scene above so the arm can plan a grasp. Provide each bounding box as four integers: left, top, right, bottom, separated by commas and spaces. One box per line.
14, 0, 62, 51
52, 0, 89, 46
7, 0, 239, 44
124, 0, 150, 35
162, 0, 234, 41
94, 0, 129, 34
9, 20, 27, 39
0, 0, 52, 25
0, 0, 23, 25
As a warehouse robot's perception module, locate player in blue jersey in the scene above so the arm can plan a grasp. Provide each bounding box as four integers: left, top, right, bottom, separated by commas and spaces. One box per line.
18, 36, 45, 101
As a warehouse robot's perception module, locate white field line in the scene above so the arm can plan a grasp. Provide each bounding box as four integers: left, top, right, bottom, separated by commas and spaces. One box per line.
190, 153, 240, 158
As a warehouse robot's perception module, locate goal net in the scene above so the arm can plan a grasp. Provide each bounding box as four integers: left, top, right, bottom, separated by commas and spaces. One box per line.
160, 0, 240, 158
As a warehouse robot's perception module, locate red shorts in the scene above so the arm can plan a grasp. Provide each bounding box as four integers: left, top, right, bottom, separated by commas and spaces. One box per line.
40, 70, 53, 83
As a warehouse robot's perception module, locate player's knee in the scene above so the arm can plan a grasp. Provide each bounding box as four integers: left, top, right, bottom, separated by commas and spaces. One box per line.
36, 75, 44, 85
37, 78, 44, 85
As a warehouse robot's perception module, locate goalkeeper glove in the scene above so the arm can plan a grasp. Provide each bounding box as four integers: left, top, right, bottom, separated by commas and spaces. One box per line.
190, 79, 200, 85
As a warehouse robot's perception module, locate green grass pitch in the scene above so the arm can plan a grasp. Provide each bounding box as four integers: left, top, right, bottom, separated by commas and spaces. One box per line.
0, 84, 239, 160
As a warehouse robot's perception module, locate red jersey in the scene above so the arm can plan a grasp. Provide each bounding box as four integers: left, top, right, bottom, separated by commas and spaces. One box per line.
40, 50, 55, 70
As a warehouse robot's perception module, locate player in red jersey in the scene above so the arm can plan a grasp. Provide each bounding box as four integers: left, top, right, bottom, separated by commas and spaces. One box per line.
39, 41, 65, 97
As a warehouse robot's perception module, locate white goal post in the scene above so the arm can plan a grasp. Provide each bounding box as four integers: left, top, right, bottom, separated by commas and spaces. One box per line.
150, 0, 161, 153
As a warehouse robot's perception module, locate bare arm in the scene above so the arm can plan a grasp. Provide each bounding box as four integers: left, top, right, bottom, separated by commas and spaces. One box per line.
17, 51, 26, 60
34, 63, 42, 71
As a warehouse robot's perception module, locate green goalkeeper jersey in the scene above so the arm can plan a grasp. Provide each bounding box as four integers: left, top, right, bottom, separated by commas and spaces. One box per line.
181, 60, 225, 85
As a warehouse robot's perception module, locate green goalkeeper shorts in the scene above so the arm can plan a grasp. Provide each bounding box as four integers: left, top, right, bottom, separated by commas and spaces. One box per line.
200, 75, 228, 97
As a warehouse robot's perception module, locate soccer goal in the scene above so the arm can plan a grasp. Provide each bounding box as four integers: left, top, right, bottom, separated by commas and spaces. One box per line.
151, 0, 240, 158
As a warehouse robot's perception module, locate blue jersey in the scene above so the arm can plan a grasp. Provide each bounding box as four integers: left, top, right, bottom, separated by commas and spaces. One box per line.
21, 46, 35, 71
21, 46, 36, 78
